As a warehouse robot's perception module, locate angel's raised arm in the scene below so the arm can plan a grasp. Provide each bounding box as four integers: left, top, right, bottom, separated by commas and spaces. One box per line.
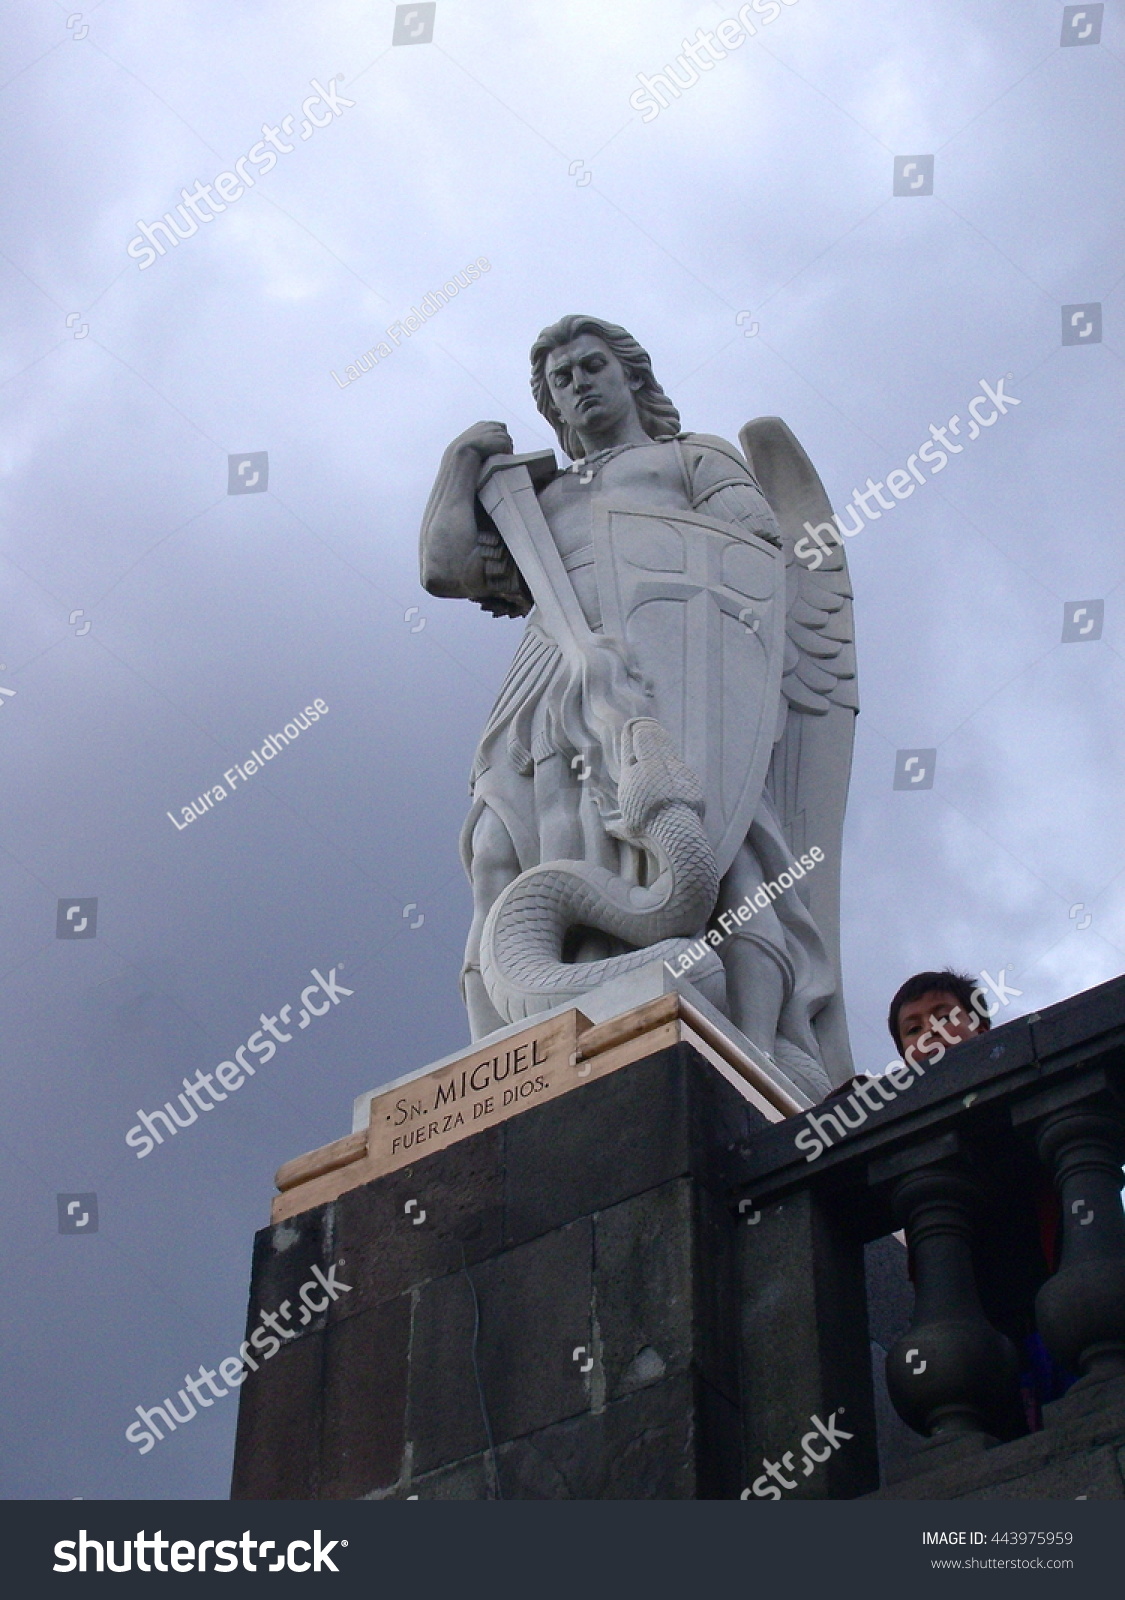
419, 422, 531, 618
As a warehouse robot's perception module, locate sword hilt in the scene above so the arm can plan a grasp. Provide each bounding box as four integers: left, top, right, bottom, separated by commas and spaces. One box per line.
477, 449, 558, 494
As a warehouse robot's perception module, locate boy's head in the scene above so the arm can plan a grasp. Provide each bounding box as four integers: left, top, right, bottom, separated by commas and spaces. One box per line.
888, 969, 990, 1064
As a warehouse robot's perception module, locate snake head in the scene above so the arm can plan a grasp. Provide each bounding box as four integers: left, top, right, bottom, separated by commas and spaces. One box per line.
617, 718, 706, 835
618, 717, 662, 768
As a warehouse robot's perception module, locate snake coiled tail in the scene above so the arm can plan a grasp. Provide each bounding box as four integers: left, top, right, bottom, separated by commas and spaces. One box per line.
480, 718, 722, 1023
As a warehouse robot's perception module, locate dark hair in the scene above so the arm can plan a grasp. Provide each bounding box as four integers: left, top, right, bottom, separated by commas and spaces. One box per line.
887, 970, 990, 1053
529, 314, 681, 460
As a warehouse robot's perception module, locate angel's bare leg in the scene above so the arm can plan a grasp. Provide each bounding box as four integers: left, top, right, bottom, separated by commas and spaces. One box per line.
533, 749, 636, 965
721, 933, 787, 1051
462, 805, 520, 1039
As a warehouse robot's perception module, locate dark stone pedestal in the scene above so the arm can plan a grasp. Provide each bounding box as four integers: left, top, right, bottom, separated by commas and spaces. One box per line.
231, 1040, 762, 1500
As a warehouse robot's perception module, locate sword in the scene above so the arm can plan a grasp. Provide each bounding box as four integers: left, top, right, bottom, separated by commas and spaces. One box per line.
476, 451, 593, 654
476, 451, 648, 812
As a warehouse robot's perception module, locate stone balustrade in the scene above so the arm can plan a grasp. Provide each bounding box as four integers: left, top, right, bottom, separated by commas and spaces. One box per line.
733, 974, 1125, 1494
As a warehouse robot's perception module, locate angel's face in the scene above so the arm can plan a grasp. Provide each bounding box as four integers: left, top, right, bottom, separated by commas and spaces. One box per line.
545, 334, 643, 450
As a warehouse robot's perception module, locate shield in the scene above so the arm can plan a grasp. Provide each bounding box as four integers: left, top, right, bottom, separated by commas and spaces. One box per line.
593, 501, 785, 879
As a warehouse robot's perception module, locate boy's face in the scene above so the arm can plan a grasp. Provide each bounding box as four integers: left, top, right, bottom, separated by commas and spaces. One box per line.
897, 989, 980, 1064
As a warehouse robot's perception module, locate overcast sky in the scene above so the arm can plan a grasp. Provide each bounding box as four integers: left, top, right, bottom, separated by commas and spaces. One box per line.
1, 0, 1122, 1500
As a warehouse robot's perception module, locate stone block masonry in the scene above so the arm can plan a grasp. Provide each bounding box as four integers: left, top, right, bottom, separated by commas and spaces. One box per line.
231, 1039, 765, 1500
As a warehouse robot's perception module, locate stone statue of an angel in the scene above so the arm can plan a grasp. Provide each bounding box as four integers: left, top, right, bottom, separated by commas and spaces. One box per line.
419, 315, 857, 1097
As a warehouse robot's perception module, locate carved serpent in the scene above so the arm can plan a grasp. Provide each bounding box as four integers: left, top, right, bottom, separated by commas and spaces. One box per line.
480, 718, 722, 1023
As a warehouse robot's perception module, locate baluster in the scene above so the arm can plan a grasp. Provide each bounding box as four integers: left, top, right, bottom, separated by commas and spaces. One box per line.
883, 1160, 1020, 1453
1033, 1107, 1125, 1392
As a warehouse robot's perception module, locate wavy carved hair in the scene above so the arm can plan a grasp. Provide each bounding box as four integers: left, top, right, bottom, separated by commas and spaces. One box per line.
529, 315, 681, 460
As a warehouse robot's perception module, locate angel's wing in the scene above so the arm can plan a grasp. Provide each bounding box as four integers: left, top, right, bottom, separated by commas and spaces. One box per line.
739, 417, 858, 1083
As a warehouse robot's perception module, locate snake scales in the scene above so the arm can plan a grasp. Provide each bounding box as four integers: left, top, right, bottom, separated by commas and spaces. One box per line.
480, 718, 722, 1022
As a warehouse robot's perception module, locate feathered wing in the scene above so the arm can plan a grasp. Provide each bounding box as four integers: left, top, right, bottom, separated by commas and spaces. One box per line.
739, 417, 858, 1083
